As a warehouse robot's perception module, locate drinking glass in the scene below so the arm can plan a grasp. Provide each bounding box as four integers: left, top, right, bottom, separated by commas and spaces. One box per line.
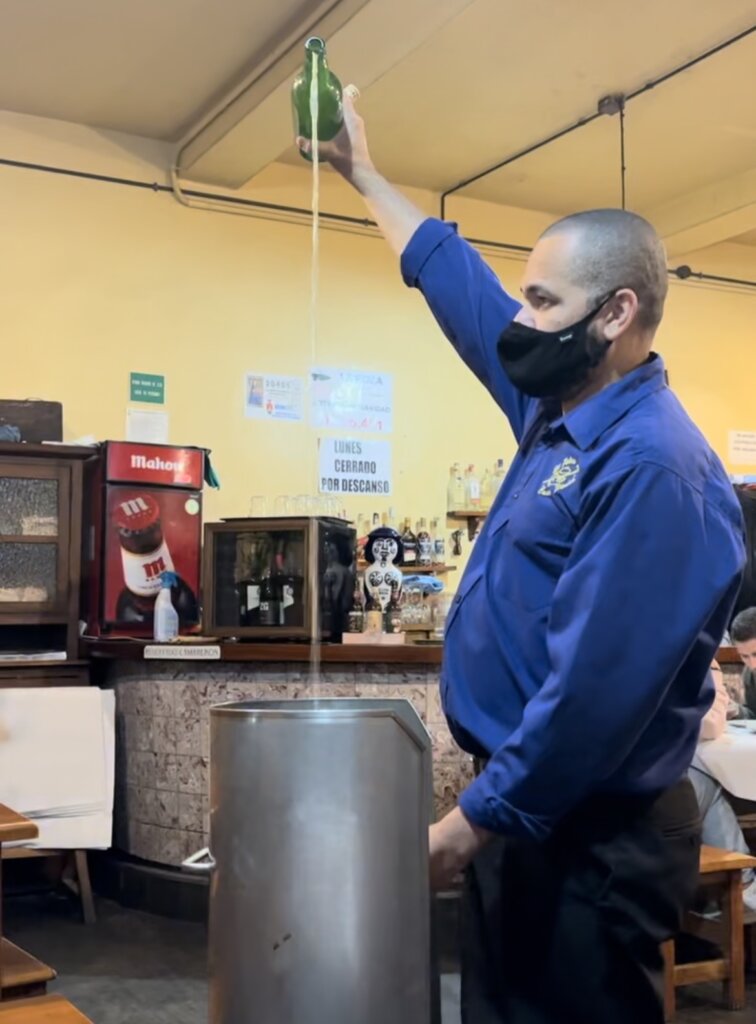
249, 496, 267, 517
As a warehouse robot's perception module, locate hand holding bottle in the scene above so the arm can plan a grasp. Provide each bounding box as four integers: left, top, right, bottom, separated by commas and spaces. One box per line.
294, 52, 424, 257
297, 87, 375, 189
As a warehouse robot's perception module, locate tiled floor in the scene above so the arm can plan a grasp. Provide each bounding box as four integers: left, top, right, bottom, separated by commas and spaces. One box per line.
4, 894, 755, 1023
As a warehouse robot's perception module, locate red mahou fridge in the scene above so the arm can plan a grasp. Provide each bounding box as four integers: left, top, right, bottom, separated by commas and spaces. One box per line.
83, 441, 206, 637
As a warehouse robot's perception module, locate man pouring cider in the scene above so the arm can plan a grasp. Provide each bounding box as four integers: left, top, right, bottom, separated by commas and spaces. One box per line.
297, 85, 745, 1023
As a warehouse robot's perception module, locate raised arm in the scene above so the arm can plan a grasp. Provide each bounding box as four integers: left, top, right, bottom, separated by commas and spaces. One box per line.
302, 92, 533, 440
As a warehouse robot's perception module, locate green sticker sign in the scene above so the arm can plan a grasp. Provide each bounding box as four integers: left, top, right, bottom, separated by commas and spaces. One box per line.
130, 372, 165, 405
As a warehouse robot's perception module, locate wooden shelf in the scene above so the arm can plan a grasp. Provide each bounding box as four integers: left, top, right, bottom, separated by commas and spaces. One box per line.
0, 442, 94, 461
0, 939, 56, 996
358, 562, 456, 575
0, 659, 81, 671
447, 509, 488, 540
0, 806, 37, 844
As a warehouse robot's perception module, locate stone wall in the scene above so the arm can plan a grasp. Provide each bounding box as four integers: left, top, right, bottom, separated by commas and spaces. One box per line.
110, 661, 474, 868
111, 659, 746, 867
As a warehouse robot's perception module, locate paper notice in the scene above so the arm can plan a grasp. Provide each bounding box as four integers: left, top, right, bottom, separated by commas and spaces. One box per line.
729, 430, 756, 466
126, 408, 169, 445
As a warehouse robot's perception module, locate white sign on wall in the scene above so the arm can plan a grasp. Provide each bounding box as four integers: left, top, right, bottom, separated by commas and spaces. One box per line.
729, 430, 756, 466
310, 368, 393, 433
126, 409, 169, 445
244, 373, 303, 422
318, 438, 392, 496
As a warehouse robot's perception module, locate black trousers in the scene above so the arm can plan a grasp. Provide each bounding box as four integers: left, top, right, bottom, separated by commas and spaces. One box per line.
460, 779, 701, 1024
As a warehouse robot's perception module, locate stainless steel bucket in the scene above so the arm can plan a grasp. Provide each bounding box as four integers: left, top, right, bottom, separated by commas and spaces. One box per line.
185, 698, 436, 1023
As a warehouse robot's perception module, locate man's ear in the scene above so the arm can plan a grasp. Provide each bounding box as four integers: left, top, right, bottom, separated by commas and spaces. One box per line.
602, 289, 638, 340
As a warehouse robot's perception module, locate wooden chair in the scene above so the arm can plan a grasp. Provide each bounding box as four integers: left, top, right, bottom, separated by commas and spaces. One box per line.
662, 844, 756, 1021
0, 940, 55, 1002
734, 805, 756, 970
0, 994, 92, 1022
0, 806, 56, 1001
733, 806, 753, 839
0, 806, 93, 1022
0, 850, 95, 926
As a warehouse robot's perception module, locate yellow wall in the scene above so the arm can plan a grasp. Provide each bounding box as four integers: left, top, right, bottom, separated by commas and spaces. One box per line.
2, 111, 756, 553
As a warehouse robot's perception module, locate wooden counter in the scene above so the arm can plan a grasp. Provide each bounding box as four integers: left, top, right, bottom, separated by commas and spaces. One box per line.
82, 638, 443, 666
83, 638, 740, 668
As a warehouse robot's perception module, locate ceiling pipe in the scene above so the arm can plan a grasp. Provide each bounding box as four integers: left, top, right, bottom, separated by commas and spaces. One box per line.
439, 22, 756, 219
3, 156, 755, 291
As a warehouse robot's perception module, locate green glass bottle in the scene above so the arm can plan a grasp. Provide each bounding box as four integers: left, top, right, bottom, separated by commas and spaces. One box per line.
291, 37, 343, 161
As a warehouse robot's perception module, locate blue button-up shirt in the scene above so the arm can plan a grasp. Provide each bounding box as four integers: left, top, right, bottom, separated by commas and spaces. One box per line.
402, 218, 745, 841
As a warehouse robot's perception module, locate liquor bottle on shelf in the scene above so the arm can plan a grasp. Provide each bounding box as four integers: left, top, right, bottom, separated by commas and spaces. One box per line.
386, 506, 398, 531
259, 553, 282, 627
481, 468, 493, 511
417, 518, 433, 567
292, 37, 344, 162
347, 573, 365, 633
355, 514, 369, 561
364, 587, 383, 634
279, 540, 304, 627
238, 540, 263, 627
371, 512, 381, 530
431, 518, 446, 564
401, 518, 418, 566
465, 465, 481, 508
447, 463, 465, 512
384, 580, 403, 634
446, 466, 456, 511
492, 458, 507, 499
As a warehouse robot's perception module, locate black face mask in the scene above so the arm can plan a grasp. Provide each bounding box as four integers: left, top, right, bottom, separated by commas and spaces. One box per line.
497, 295, 615, 399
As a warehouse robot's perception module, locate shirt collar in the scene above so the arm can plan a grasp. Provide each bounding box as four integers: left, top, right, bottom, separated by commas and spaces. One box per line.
547, 353, 667, 451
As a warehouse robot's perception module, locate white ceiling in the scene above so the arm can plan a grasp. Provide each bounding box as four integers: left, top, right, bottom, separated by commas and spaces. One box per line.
0, 0, 335, 139
441, 36, 756, 214
1, 0, 755, 253
320, 0, 756, 197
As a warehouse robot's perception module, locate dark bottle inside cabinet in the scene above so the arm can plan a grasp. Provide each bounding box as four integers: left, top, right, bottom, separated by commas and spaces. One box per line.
203, 517, 356, 641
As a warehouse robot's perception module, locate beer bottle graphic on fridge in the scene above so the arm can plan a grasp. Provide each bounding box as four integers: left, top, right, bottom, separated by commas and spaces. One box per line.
113, 494, 199, 625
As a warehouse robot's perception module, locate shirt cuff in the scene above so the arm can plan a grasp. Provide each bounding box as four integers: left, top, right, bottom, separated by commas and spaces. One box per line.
458, 771, 551, 842
400, 218, 458, 287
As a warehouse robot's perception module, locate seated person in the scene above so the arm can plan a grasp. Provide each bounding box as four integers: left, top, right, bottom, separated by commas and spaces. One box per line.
689, 660, 756, 911
730, 607, 756, 718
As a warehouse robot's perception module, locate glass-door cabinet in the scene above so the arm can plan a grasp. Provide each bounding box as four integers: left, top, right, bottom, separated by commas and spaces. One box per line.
203, 517, 356, 642
0, 443, 93, 661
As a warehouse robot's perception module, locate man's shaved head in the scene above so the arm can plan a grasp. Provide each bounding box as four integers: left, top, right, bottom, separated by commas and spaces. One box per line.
540, 209, 668, 332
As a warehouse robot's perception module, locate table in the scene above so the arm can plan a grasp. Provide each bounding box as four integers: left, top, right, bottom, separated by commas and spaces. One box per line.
696, 722, 756, 802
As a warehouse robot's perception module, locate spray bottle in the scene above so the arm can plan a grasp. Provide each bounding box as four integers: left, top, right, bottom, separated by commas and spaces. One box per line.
154, 571, 179, 643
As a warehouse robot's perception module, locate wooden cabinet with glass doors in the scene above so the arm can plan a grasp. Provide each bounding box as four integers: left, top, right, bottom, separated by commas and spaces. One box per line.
0, 443, 93, 676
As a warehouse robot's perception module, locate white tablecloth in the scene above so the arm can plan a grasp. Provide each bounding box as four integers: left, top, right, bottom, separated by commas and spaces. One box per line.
696, 722, 756, 802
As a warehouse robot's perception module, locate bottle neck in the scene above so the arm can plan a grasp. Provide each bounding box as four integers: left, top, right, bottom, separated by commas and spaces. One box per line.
305, 51, 328, 76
